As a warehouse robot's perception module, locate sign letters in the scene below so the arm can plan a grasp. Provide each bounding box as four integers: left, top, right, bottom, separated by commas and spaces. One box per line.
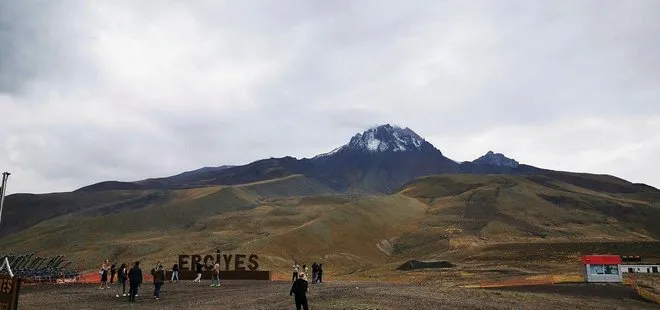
171, 251, 270, 281
0, 274, 20, 310
178, 250, 260, 271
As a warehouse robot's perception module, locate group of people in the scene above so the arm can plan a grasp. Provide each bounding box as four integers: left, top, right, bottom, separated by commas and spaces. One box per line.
292, 261, 323, 284
97, 258, 325, 309
99, 260, 166, 302
290, 261, 324, 310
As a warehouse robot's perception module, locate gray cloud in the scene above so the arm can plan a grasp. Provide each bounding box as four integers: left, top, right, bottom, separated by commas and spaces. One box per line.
1, 0, 660, 194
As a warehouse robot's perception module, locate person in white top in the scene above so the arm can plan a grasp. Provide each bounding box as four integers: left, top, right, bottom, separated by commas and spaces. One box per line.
292, 261, 300, 282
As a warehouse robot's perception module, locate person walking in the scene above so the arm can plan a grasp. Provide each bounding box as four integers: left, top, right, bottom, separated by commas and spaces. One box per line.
290, 272, 309, 310
210, 263, 221, 287
292, 261, 300, 282
193, 261, 203, 283
115, 263, 128, 298
171, 262, 179, 282
151, 263, 165, 300
110, 262, 117, 284
128, 261, 143, 303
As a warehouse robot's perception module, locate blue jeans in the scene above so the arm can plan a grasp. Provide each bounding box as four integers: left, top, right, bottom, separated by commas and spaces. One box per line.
154, 282, 162, 298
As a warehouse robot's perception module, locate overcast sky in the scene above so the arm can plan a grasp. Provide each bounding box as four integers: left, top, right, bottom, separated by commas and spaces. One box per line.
1, 0, 659, 194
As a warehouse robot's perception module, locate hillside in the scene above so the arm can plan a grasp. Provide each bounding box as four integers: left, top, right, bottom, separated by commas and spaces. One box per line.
1, 173, 659, 280
0, 174, 334, 237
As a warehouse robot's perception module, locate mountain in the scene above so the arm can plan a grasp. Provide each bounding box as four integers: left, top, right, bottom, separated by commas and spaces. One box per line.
457, 150, 540, 175
472, 151, 519, 168
72, 124, 660, 196
76, 124, 460, 194
307, 124, 459, 192
314, 124, 432, 156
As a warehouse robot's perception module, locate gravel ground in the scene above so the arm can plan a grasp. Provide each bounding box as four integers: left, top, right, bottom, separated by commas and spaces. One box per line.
18, 280, 659, 309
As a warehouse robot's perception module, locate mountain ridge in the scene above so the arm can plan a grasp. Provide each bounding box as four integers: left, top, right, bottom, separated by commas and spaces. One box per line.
70, 124, 658, 194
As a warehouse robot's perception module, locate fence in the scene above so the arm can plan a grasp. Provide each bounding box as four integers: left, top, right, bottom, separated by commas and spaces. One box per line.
478, 274, 584, 288
628, 275, 660, 304
0, 253, 80, 283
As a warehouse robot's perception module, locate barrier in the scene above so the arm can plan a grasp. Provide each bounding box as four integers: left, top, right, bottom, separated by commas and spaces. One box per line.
0, 253, 79, 284
479, 275, 555, 288
476, 274, 585, 288
628, 275, 660, 304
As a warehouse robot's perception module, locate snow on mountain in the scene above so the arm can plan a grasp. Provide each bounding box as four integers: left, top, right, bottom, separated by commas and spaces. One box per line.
315, 124, 429, 158
472, 151, 520, 168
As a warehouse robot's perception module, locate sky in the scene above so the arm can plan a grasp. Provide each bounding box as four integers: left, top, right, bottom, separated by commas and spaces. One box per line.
1, 0, 659, 194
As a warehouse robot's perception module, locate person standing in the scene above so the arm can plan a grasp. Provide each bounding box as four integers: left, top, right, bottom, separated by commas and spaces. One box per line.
290, 272, 309, 310
311, 262, 318, 284
128, 261, 143, 303
193, 261, 203, 283
115, 263, 128, 298
151, 263, 165, 300
292, 261, 300, 282
302, 264, 309, 278
110, 262, 117, 284
171, 262, 179, 282
318, 264, 323, 283
210, 263, 220, 287
99, 260, 110, 289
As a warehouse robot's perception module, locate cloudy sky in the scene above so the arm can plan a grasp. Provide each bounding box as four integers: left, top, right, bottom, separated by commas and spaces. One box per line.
1, 0, 659, 194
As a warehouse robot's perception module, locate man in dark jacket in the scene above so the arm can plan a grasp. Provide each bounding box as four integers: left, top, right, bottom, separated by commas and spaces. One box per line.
110, 263, 116, 284
289, 272, 309, 310
128, 261, 143, 302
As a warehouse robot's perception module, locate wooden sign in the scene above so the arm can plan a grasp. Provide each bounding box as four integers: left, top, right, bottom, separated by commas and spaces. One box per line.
0, 274, 20, 310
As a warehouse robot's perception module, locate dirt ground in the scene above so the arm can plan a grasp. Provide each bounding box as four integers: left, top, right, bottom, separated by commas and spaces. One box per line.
17, 280, 659, 309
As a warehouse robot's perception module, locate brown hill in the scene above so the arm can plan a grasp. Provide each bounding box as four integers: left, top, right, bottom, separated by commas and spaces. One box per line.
1, 173, 659, 281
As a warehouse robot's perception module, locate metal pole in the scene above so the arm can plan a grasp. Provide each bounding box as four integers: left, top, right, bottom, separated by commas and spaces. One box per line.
0, 171, 10, 225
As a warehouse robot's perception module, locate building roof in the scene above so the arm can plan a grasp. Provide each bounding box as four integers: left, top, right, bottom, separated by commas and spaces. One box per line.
581, 255, 622, 265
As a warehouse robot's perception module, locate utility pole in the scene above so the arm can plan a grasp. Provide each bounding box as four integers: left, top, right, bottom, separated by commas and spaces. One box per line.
0, 171, 10, 225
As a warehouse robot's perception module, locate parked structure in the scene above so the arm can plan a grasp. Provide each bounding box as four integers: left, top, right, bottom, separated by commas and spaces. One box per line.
581, 255, 622, 283
621, 264, 660, 274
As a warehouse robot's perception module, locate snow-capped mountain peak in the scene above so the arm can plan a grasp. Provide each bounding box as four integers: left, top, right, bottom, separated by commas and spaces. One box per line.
314, 124, 431, 158
472, 151, 520, 168
348, 124, 425, 152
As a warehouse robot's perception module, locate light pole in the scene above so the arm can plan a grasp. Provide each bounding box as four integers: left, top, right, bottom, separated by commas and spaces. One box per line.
0, 171, 10, 225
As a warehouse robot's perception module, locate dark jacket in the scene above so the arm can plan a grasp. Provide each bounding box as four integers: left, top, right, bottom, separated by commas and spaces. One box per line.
290, 278, 308, 296
118, 266, 127, 281
196, 262, 203, 273
152, 267, 165, 284
128, 266, 143, 285
172, 264, 179, 271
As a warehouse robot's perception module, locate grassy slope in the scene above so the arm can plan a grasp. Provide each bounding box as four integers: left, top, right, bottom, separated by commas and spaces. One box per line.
1, 173, 659, 280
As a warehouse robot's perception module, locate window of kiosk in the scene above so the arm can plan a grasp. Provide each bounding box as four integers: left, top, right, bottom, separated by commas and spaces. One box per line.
590, 264, 618, 275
